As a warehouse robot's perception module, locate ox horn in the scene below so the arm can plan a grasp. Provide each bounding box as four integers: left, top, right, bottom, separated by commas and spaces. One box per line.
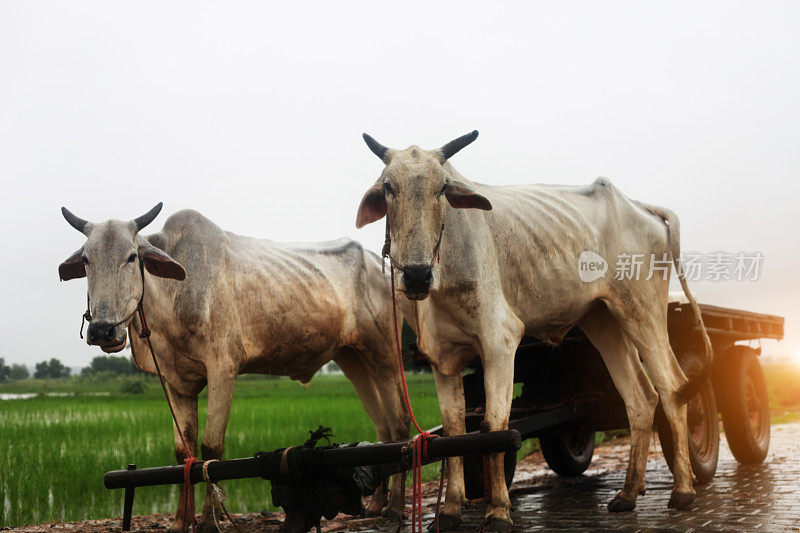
134, 202, 163, 232
440, 130, 479, 161
61, 207, 90, 234
362, 133, 390, 162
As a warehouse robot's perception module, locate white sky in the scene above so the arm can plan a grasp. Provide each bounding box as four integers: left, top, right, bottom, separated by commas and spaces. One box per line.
1, 1, 798, 367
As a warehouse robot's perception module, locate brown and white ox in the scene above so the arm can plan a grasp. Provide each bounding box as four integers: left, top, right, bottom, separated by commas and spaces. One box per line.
59, 204, 410, 532
356, 131, 712, 532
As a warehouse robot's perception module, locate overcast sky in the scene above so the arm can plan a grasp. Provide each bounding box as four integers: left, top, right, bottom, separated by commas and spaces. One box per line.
1, 1, 798, 367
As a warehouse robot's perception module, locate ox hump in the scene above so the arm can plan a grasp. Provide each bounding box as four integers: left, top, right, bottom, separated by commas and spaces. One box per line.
162, 209, 225, 236
592, 176, 613, 190
577, 176, 618, 199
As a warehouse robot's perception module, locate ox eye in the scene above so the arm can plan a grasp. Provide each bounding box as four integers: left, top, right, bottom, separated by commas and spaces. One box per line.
82, 256, 89, 265
126, 253, 137, 263
383, 182, 395, 195
438, 183, 448, 195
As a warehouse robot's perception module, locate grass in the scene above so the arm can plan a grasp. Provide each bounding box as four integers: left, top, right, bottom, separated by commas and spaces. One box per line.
2, 361, 799, 528
763, 363, 800, 410
0, 375, 442, 527
762, 363, 800, 425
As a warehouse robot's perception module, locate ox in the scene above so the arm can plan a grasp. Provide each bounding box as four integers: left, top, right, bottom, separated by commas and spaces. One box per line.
356, 132, 712, 532
59, 204, 410, 532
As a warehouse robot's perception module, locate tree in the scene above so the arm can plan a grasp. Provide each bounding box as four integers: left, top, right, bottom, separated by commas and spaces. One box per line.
81, 355, 136, 376
0, 358, 9, 382
34, 358, 71, 379
120, 379, 145, 394
9, 364, 29, 380
33, 360, 48, 379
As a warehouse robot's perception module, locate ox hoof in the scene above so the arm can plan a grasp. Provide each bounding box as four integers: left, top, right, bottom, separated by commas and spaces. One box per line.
668, 490, 695, 510
607, 493, 636, 512
428, 513, 462, 531
477, 516, 513, 533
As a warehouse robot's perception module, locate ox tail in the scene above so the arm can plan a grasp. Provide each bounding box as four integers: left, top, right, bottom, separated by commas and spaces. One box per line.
639, 202, 714, 403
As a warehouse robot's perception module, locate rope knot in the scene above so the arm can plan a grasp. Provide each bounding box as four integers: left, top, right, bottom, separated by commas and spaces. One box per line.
183, 456, 198, 533
201, 459, 228, 532
79, 294, 92, 339
415, 431, 436, 459
138, 327, 151, 339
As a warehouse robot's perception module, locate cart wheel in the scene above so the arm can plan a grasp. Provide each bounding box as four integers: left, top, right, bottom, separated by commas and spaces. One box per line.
539, 427, 595, 476
463, 450, 516, 500
718, 346, 770, 463
656, 378, 719, 484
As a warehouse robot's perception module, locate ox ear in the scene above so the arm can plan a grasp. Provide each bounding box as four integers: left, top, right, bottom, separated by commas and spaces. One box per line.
59, 248, 86, 281
355, 184, 387, 228
138, 241, 186, 281
445, 181, 492, 211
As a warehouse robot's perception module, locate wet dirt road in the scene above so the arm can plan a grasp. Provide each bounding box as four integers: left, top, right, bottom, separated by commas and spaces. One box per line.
360, 422, 800, 532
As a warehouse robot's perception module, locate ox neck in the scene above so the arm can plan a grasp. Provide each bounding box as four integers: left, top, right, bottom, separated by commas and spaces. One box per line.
128, 268, 168, 370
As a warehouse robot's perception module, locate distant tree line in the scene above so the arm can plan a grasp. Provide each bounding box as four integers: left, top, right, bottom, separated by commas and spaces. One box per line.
0, 358, 30, 382
0, 355, 140, 382
81, 355, 138, 376
34, 358, 71, 379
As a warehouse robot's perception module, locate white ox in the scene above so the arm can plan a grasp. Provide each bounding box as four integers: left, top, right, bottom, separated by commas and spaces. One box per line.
59, 205, 410, 532
356, 131, 712, 532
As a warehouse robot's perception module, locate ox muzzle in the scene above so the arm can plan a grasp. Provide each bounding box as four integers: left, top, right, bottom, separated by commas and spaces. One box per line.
86, 320, 128, 353
401, 264, 433, 300
388, 223, 443, 301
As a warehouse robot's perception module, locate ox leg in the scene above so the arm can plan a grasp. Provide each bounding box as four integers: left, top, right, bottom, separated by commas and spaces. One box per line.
431, 367, 467, 531
578, 305, 657, 511
198, 371, 237, 532
371, 359, 411, 520
166, 386, 199, 533
477, 321, 522, 532
654, 363, 696, 509
334, 351, 401, 519
614, 307, 696, 509
637, 336, 695, 507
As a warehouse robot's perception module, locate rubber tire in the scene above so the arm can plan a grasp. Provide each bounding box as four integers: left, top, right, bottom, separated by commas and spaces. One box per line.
718, 346, 770, 464
463, 449, 516, 500
539, 429, 596, 476
656, 379, 719, 484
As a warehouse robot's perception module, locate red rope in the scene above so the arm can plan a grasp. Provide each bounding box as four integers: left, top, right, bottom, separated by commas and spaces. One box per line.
183, 457, 197, 532
389, 266, 438, 533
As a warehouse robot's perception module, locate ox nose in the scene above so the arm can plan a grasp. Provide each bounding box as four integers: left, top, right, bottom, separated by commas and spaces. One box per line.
402, 265, 433, 293
86, 321, 117, 345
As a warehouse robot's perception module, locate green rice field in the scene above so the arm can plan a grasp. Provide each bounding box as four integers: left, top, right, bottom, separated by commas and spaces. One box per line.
0, 375, 444, 527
